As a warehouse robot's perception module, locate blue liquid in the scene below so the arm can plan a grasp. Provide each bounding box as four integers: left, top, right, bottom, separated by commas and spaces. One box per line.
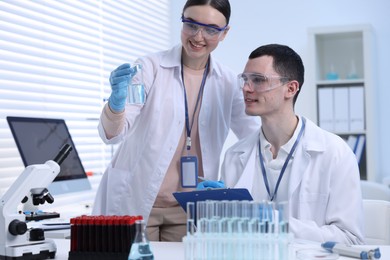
128, 242, 154, 260
325, 72, 339, 80
128, 83, 145, 104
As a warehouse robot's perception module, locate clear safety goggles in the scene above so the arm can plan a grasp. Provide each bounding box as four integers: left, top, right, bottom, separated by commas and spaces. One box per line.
181, 16, 228, 40
237, 72, 290, 93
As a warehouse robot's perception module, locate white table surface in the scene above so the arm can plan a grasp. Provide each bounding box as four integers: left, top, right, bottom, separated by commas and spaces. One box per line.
52, 238, 389, 260
54, 239, 183, 260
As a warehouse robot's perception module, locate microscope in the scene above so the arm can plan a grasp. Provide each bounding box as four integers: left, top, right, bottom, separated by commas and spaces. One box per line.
0, 144, 72, 259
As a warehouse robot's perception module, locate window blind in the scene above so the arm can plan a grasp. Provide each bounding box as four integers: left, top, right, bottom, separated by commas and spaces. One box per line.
0, 0, 171, 195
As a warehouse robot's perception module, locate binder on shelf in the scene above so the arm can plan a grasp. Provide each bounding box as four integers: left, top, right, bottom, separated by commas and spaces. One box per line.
333, 87, 349, 132
346, 135, 357, 152
354, 135, 366, 164
318, 87, 334, 132
349, 86, 365, 132
346, 135, 366, 164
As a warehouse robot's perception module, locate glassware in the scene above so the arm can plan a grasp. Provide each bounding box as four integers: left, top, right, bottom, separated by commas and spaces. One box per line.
127, 63, 146, 104
325, 64, 339, 80
187, 202, 196, 235
128, 219, 154, 260
347, 60, 358, 79
183, 200, 294, 260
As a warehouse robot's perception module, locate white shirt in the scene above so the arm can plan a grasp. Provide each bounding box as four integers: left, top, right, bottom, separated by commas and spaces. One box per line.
252, 117, 303, 203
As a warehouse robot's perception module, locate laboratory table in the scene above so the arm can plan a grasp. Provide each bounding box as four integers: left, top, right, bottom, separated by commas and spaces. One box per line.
52, 238, 389, 260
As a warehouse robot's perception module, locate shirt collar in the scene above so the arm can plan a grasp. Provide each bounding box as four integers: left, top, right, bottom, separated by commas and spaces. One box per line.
259, 116, 303, 158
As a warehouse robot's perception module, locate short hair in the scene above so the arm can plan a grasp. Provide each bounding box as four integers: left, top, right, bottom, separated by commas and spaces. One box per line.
249, 44, 304, 104
182, 0, 231, 25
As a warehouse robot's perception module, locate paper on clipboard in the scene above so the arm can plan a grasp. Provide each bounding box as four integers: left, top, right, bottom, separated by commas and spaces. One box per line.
173, 188, 253, 212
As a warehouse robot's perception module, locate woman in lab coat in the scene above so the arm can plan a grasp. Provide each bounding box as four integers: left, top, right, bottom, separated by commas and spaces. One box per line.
92, 0, 260, 242
220, 44, 365, 245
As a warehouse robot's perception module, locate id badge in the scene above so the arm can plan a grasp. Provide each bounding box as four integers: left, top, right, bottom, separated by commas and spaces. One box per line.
180, 156, 198, 188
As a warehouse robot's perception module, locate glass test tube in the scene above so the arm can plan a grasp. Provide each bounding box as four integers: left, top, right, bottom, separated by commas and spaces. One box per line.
196, 201, 208, 233
240, 200, 251, 233
187, 202, 195, 235
219, 200, 230, 233
277, 201, 289, 234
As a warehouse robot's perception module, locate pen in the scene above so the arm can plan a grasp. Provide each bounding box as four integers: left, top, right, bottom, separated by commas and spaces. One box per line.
197, 176, 208, 182
322, 242, 381, 259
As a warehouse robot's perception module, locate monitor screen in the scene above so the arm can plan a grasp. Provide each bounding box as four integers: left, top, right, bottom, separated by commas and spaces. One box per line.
7, 116, 91, 195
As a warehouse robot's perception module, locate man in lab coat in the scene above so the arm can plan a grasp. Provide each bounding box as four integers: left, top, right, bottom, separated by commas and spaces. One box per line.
220, 44, 364, 245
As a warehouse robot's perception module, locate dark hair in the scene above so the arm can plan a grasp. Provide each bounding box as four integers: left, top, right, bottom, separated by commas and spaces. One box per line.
249, 44, 304, 105
182, 0, 231, 25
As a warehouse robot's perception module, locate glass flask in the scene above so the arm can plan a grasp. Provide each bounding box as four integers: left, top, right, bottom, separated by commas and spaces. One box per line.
128, 219, 154, 260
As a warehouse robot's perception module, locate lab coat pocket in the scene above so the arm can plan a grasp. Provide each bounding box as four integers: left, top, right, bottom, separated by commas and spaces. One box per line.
300, 192, 329, 223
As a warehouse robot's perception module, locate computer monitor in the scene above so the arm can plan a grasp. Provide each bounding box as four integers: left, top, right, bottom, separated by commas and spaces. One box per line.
6, 116, 91, 195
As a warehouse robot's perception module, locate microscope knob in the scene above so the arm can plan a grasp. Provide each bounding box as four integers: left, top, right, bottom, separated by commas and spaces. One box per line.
9, 219, 28, 236
21, 196, 28, 203
30, 228, 45, 241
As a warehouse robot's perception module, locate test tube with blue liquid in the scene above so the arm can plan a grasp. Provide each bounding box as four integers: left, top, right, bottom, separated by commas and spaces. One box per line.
127, 63, 146, 104
277, 201, 289, 234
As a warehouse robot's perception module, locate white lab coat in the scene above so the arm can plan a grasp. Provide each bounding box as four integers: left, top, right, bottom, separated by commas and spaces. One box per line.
221, 117, 365, 245
92, 45, 260, 221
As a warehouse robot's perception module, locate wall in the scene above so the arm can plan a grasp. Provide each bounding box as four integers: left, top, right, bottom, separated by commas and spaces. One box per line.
170, 0, 390, 181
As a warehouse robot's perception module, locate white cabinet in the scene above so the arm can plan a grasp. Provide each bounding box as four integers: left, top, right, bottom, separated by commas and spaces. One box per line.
308, 24, 376, 180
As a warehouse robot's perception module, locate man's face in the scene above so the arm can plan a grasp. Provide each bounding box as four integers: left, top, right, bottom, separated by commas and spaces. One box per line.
240, 55, 288, 117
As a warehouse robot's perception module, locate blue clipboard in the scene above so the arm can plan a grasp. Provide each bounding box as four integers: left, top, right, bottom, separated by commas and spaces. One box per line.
173, 188, 253, 212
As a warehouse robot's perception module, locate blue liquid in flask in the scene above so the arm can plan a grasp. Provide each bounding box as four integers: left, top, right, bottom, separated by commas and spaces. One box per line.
128, 219, 154, 260
128, 243, 154, 260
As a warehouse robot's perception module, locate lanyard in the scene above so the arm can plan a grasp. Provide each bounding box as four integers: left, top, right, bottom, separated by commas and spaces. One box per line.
258, 117, 306, 201
180, 57, 210, 150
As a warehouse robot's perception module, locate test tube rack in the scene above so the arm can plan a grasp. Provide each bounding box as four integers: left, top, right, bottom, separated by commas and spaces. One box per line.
183, 200, 294, 260
68, 215, 143, 260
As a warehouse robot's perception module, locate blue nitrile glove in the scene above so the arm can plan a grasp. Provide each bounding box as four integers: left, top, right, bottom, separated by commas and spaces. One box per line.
108, 63, 136, 113
196, 180, 226, 190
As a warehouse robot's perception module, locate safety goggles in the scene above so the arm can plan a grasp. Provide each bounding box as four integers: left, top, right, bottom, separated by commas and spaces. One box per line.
237, 73, 290, 93
181, 16, 228, 40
